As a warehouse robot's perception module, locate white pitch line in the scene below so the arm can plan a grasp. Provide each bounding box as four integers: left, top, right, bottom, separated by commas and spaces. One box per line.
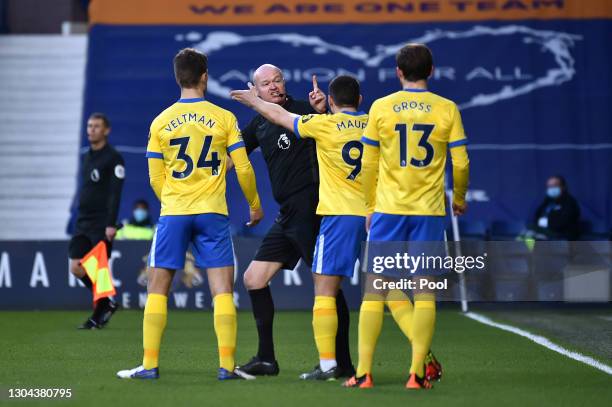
464, 312, 612, 375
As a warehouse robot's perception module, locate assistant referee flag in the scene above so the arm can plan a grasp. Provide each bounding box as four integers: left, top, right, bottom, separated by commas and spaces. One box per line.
80, 241, 116, 303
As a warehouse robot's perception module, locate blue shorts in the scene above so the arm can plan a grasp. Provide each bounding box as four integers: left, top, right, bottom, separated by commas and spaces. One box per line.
149, 214, 234, 270
312, 215, 367, 277
367, 213, 446, 276
369, 213, 446, 242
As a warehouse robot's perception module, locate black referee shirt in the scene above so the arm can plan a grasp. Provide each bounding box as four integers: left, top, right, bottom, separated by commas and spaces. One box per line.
75, 143, 125, 233
241, 96, 318, 204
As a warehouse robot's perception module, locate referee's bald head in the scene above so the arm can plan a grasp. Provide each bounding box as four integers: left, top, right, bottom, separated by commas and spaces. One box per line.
252, 64, 287, 105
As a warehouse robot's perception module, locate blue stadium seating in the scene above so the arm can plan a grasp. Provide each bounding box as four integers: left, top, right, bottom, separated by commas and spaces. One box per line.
459, 220, 488, 239
536, 279, 564, 301
493, 280, 530, 302
490, 221, 526, 240
579, 220, 611, 241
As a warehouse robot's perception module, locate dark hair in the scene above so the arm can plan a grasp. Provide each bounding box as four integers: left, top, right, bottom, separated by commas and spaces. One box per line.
550, 175, 567, 188
173, 48, 208, 88
134, 199, 149, 209
328, 75, 360, 109
89, 112, 110, 128
396, 43, 433, 82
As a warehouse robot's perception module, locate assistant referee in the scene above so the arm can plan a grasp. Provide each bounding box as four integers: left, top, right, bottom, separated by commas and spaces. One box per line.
68, 113, 125, 330
236, 65, 354, 377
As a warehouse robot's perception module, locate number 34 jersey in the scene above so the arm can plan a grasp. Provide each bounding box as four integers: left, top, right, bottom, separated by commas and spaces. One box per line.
362, 89, 468, 216
146, 98, 245, 216
294, 111, 369, 216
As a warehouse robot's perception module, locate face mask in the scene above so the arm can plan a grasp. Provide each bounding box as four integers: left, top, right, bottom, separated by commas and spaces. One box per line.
133, 208, 148, 223
547, 186, 561, 199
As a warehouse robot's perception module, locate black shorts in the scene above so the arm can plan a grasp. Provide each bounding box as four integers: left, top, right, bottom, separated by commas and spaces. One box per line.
254, 188, 321, 269
68, 231, 112, 259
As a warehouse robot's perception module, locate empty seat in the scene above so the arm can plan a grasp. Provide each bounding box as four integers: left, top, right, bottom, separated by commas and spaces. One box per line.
580, 220, 611, 241
490, 221, 526, 240
459, 220, 488, 239
536, 279, 564, 301
490, 257, 530, 279
493, 280, 529, 301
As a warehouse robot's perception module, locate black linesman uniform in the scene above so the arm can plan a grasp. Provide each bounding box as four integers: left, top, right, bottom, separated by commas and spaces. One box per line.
242, 95, 320, 268
69, 143, 125, 259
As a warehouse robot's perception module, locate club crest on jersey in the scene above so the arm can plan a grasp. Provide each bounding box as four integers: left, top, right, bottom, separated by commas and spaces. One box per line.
90, 169, 100, 182
301, 115, 314, 124
278, 133, 290, 150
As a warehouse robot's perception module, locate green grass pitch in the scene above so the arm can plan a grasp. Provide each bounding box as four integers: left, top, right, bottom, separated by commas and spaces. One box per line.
1, 310, 610, 406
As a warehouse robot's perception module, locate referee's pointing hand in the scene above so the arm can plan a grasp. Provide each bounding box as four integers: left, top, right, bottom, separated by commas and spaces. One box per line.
309, 75, 327, 113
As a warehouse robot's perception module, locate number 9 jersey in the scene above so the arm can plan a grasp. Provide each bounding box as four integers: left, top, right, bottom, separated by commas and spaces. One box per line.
146, 98, 248, 216
362, 89, 469, 216
293, 111, 369, 217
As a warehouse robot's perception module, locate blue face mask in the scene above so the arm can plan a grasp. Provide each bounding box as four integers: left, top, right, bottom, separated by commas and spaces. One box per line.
547, 186, 561, 199
133, 208, 148, 223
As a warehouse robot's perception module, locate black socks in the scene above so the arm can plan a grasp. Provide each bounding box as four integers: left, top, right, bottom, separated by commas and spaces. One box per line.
249, 286, 276, 362
335, 289, 353, 370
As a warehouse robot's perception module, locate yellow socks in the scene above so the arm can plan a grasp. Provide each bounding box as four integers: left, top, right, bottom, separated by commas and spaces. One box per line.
142, 293, 168, 369
213, 293, 237, 371
386, 289, 414, 342
312, 296, 338, 370
356, 299, 384, 376
409, 293, 436, 377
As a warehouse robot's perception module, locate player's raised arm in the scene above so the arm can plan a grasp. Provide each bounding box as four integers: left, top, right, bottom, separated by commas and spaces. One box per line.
230, 83, 298, 132
226, 115, 263, 227
448, 104, 470, 216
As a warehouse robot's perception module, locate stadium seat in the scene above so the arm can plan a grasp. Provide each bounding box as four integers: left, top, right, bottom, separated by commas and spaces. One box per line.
489, 257, 530, 279
532, 241, 569, 279
493, 280, 530, 301
490, 221, 526, 240
533, 240, 570, 256
579, 220, 611, 241
487, 240, 530, 257
536, 279, 564, 301
459, 220, 488, 239
450, 278, 486, 302
459, 239, 486, 258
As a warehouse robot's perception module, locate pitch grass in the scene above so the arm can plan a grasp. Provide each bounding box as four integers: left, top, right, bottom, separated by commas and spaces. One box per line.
1, 310, 611, 407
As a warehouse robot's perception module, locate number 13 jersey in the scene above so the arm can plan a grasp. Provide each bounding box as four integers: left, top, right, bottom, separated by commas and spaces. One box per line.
362, 89, 468, 216
146, 98, 245, 216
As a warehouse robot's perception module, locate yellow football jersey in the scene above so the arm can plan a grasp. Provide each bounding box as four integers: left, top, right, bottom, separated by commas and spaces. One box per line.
362, 89, 468, 216
146, 97, 245, 216
294, 111, 368, 216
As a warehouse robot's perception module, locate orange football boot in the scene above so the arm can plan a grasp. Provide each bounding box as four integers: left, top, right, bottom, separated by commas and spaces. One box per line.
406, 372, 433, 390
342, 374, 374, 389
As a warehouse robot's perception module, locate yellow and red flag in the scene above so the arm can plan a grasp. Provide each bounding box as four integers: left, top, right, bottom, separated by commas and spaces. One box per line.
80, 241, 116, 303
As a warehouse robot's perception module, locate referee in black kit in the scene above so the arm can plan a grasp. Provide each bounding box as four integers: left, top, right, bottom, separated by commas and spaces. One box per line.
68, 113, 124, 330
236, 64, 354, 377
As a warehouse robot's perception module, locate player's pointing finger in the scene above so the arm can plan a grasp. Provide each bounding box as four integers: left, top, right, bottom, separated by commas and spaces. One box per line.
312, 75, 319, 92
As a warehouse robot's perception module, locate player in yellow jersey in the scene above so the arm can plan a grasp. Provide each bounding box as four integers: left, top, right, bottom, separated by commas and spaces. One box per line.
117, 48, 263, 381
344, 43, 469, 390
231, 75, 367, 380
